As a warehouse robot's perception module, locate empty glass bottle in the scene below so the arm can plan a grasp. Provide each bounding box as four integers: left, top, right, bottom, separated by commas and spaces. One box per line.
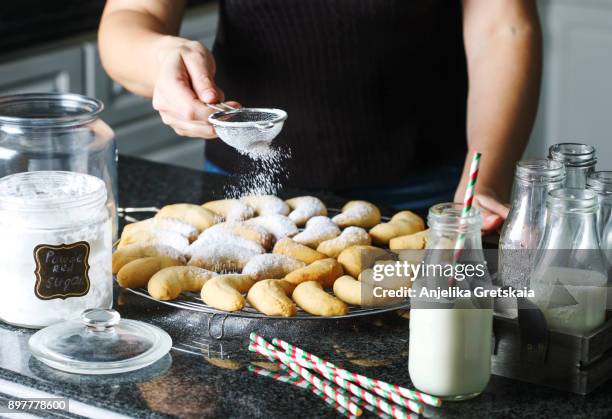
409, 203, 493, 400
548, 143, 596, 188
530, 188, 608, 335
587, 171, 612, 259
499, 159, 566, 288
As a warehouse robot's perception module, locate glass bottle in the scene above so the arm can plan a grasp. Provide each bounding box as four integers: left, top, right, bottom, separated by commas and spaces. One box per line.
548, 142, 596, 188
498, 159, 566, 288
587, 172, 612, 257
530, 189, 608, 335
409, 203, 493, 401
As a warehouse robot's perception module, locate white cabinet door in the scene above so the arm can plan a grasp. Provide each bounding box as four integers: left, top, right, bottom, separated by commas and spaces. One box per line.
528, 0, 612, 167
0, 47, 84, 95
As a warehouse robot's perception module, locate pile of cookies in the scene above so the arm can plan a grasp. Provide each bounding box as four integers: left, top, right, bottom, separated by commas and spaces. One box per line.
112, 196, 427, 317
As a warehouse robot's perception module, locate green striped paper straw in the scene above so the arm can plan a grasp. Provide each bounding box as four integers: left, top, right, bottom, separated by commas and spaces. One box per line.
453, 152, 482, 262
267, 335, 441, 408
248, 365, 356, 418
248, 342, 363, 416
249, 338, 418, 418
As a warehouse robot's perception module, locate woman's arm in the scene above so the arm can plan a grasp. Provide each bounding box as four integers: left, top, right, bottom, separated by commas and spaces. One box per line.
99, 0, 227, 138
458, 0, 542, 230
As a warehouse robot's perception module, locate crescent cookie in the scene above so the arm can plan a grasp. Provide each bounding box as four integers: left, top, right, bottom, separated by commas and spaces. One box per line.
148, 266, 217, 300
389, 229, 429, 250
200, 222, 274, 251
369, 210, 425, 245
333, 275, 400, 307
242, 253, 305, 281
332, 200, 381, 229
285, 196, 327, 226
112, 243, 186, 274
188, 244, 260, 272
247, 279, 297, 317
116, 256, 185, 288
240, 195, 290, 216
118, 229, 190, 253
202, 199, 255, 222
292, 216, 341, 248
317, 226, 371, 258
122, 217, 199, 242
155, 203, 220, 232
292, 281, 348, 316
337, 245, 393, 278
272, 238, 327, 265
200, 274, 255, 312
284, 258, 344, 288
245, 214, 299, 241
188, 231, 266, 256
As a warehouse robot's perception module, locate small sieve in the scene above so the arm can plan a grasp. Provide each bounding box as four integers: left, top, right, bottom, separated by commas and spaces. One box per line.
208, 103, 287, 153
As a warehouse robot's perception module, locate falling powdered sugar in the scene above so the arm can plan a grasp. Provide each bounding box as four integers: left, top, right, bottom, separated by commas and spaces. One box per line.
225, 145, 291, 198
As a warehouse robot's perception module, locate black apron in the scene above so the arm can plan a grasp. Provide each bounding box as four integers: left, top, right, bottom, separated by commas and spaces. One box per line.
208, 0, 468, 189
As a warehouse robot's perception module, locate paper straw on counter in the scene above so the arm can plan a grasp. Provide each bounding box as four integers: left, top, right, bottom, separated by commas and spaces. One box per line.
274, 363, 397, 419
267, 335, 441, 408
249, 340, 417, 418
248, 365, 357, 418
453, 151, 481, 262
248, 343, 363, 416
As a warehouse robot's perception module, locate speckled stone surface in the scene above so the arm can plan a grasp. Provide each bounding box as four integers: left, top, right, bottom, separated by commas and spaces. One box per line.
0, 157, 611, 418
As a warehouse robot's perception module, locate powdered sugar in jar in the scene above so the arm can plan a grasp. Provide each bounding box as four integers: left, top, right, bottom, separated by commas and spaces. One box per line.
0, 171, 112, 328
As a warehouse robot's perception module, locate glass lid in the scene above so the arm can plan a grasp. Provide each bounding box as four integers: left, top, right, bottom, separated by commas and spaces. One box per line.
28, 309, 172, 375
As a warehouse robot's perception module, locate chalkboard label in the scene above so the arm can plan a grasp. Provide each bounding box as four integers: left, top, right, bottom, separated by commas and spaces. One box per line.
33, 241, 91, 300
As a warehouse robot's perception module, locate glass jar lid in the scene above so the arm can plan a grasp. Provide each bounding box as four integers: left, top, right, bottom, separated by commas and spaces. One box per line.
549, 143, 596, 168
28, 309, 172, 375
587, 171, 612, 196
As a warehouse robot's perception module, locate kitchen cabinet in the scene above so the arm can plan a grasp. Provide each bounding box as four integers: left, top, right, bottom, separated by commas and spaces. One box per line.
0, 4, 218, 171
526, 0, 612, 167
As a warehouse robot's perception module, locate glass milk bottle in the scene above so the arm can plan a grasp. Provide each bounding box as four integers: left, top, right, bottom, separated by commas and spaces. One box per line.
530, 189, 608, 335
499, 159, 566, 288
549, 143, 596, 188
587, 172, 612, 259
409, 203, 493, 400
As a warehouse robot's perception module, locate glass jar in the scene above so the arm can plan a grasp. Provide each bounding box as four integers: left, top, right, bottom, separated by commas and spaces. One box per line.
548, 142, 596, 188
0, 171, 112, 328
498, 159, 566, 288
0, 93, 118, 239
409, 203, 493, 401
530, 189, 608, 335
587, 172, 612, 257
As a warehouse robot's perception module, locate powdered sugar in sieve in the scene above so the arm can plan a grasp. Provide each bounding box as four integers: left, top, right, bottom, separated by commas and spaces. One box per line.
208, 103, 287, 155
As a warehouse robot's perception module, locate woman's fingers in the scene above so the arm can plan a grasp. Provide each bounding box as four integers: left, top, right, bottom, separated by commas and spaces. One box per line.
181, 44, 222, 104
473, 191, 511, 233
159, 111, 218, 139
476, 193, 510, 219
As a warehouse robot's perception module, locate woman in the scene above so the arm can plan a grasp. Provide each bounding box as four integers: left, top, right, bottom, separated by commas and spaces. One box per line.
98, 0, 541, 230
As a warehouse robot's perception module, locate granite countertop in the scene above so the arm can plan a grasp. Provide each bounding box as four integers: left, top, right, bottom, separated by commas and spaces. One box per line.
0, 156, 611, 418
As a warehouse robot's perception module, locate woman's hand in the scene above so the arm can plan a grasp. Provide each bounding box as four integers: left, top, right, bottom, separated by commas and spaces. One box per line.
151, 36, 237, 139
472, 187, 510, 232
455, 185, 510, 233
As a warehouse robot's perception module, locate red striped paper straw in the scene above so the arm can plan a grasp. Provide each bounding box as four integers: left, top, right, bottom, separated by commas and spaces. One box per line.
267, 335, 441, 408
248, 365, 357, 418
248, 342, 363, 416
453, 152, 481, 262
249, 340, 417, 418
275, 362, 400, 419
